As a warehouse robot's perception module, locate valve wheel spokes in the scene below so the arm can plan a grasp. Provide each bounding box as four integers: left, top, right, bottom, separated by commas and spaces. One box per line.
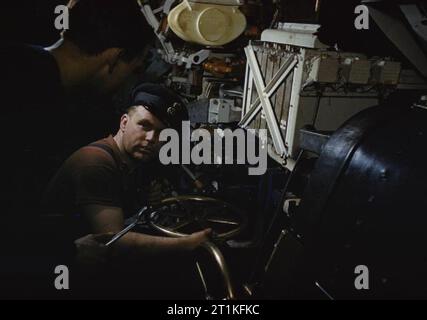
149, 195, 247, 240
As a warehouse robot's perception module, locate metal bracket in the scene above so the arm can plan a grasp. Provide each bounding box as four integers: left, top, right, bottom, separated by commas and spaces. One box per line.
240, 45, 297, 158
240, 53, 298, 128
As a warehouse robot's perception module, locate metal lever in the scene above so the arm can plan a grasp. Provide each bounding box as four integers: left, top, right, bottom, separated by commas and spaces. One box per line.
181, 165, 205, 190
105, 206, 151, 247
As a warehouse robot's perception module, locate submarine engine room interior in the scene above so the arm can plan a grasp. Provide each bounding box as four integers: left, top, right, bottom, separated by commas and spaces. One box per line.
4, 0, 427, 300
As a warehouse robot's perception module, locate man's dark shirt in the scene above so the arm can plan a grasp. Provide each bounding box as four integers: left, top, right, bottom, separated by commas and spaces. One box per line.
43, 135, 147, 241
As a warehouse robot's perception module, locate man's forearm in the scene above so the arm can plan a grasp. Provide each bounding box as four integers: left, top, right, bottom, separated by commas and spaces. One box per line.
111, 232, 193, 258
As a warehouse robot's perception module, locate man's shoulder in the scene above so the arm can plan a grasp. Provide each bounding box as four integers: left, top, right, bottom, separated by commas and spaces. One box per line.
3, 43, 62, 104
66, 139, 118, 170
2, 43, 43, 55
3, 44, 56, 70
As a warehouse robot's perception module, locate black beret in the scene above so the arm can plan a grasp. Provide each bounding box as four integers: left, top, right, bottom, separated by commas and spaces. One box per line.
129, 83, 189, 129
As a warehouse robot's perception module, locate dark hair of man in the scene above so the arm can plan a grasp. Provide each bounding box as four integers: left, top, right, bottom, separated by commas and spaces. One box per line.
63, 0, 154, 62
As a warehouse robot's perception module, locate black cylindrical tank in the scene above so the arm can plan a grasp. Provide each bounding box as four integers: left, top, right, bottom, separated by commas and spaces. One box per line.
294, 102, 427, 299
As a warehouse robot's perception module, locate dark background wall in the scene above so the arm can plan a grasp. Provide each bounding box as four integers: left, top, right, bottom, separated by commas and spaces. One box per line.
2, 1, 67, 46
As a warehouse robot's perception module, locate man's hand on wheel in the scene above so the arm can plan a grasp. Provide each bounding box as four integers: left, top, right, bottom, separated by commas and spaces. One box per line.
186, 229, 212, 251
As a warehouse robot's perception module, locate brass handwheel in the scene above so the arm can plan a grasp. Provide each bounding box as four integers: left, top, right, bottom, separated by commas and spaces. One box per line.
148, 195, 247, 240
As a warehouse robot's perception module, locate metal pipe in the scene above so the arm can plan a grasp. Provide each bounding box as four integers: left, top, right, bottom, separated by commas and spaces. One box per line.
201, 241, 236, 300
